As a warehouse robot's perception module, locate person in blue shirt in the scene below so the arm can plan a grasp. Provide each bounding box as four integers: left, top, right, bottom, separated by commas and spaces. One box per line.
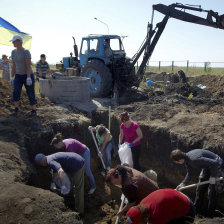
35, 152, 85, 214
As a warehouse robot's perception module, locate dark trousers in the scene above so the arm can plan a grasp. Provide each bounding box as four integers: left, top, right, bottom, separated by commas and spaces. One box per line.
131, 145, 141, 170
12, 74, 37, 105
168, 199, 195, 224
194, 169, 218, 217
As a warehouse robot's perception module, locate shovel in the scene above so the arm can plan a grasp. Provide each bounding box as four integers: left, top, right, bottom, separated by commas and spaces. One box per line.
88, 126, 106, 172
178, 177, 223, 191
115, 194, 126, 224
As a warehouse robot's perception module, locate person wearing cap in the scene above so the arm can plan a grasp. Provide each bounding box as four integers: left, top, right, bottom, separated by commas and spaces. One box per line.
35, 54, 51, 80
0, 55, 10, 81
10, 35, 37, 116
50, 132, 96, 195
119, 111, 143, 170
170, 148, 223, 217
106, 165, 158, 218
35, 152, 85, 214
126, 189, 195, 224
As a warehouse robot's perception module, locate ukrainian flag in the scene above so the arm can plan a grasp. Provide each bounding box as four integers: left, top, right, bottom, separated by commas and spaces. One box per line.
0, 17, 32, 50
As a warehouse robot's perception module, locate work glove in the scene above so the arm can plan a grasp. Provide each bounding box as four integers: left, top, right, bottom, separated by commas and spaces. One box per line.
61, 185, 69, 195
129, 142, 134, 148
176, 183, 185, 191
26, 77, 32, 86
88, 126, 93, 132
10, 77, 14, 85
209, 177, 216, 185
50, 182, 56, 191
98, 152, 103, 158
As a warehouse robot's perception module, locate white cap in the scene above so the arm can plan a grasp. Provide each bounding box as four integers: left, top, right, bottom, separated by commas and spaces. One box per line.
10, 35, 23, 42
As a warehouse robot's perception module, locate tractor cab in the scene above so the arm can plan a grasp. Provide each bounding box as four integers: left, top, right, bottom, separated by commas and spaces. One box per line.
79, 34, 126, 67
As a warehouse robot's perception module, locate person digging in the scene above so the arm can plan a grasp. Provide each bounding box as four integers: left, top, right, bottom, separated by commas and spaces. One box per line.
106, 165, 158, 219
51, 132, 96, 195
35, 152, 85, 215
170, 148, 224, 217
126, 189, 195, 224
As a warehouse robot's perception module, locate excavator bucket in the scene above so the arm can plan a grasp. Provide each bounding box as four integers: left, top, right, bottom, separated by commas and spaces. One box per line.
153, 4, 224, 30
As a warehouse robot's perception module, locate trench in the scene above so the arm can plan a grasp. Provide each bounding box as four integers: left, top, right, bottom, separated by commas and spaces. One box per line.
24, 109, 224, 223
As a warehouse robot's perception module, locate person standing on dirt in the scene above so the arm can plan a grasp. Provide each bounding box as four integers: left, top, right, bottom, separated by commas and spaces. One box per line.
126, 189, 195, 224
35, 54, 51, 80
51, 132, 96, 195
170, 148, 223, 217
106, 165, 158, 218
10, 35, 37, 116
89, 124, 117, 171
0, 55, 10, 81
119, 112, 143, 170
34, 152, 85, 214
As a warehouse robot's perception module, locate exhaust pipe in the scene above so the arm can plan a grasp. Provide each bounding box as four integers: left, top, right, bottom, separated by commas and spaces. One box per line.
72, 36, 79, 58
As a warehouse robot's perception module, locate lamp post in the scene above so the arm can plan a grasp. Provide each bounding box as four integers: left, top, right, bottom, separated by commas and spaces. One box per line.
94, 17, 109, 34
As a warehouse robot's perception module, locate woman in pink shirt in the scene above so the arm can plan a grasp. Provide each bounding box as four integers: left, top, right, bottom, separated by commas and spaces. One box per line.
51, 133, 96, 194
119, 112, 143, 170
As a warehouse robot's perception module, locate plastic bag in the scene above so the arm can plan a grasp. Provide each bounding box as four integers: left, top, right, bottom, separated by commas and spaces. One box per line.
118, 142, 133, 168
54, 172, 71, 195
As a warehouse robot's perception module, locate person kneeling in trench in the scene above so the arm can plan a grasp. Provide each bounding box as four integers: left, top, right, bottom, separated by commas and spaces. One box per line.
126, 189, 195, 224
35, 152, 85, 214
170, 148, 224, 217
106, 165, 158, 218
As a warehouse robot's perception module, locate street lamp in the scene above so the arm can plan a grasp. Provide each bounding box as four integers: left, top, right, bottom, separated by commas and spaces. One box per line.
94, 17, 109, 34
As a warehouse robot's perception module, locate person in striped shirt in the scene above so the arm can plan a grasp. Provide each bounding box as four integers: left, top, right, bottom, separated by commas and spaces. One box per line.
51, 133, 96, 194
35, 54, 51, 80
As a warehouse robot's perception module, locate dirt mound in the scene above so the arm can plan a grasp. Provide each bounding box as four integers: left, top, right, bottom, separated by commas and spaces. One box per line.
0, 78, 47, 116
1, 73, 224, 223
144, 72, 224, 99
192, 75, 224, 98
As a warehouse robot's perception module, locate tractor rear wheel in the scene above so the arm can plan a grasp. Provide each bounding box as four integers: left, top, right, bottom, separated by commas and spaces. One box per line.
81, 60, 113, 97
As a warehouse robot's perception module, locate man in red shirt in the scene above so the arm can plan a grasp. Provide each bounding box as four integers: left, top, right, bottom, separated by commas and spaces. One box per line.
126, 189, 195, 224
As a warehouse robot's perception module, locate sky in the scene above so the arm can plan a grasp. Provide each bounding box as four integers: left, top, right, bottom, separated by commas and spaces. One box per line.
0, 0, 224, 66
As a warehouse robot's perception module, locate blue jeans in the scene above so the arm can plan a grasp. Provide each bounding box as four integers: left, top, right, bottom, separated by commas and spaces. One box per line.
81, 148, 96, 189
12, 74, 37, 105
102, 141, 113, 168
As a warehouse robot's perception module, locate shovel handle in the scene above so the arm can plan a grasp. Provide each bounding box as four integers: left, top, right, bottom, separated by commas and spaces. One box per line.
178, 177, 223, 191
115, 194, 126, 224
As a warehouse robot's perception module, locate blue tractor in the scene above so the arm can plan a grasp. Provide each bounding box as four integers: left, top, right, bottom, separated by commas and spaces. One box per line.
79, 34, 136, 97
59, 3, 224, 98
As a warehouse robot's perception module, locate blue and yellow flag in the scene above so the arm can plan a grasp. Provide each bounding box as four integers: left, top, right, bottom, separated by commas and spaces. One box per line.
0, 17, 32, 50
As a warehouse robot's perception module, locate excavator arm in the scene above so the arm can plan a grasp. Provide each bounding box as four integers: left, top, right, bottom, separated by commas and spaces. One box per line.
132, 3, 224, 85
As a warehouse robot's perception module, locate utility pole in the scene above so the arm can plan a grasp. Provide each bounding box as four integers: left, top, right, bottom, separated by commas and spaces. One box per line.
94, 17, 109, 34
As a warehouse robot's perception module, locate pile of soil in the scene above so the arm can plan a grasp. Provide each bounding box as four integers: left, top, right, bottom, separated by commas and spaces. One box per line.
145, 71, 224, 99
0, 79, 47, 116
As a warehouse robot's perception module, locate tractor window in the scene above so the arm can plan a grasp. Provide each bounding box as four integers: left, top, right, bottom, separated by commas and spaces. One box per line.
90, 39, 99, 53
109, 38, 123, 51
81, 40, 88, 55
